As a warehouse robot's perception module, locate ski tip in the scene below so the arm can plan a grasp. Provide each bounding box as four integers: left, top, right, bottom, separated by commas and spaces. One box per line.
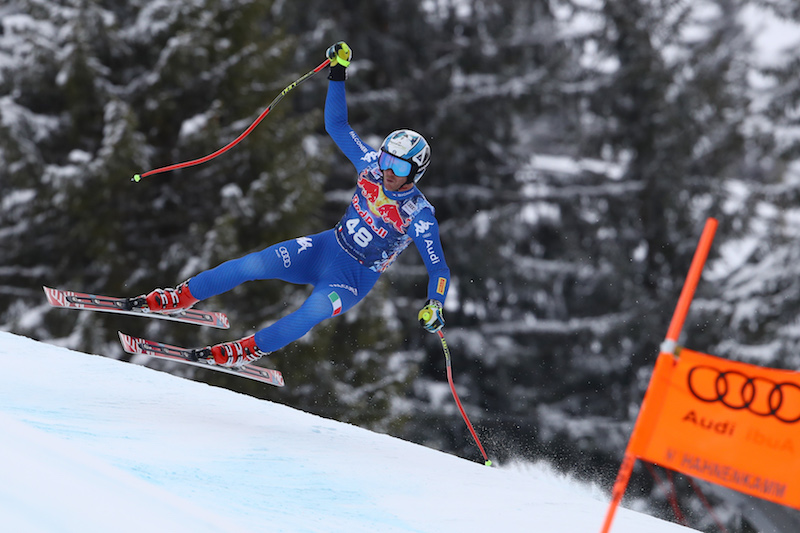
132, 173, 141, 182
42, 286, 63, 306
117, 331, 139, 354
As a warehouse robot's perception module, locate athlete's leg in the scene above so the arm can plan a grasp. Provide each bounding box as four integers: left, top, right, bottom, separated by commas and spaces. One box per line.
188, 233, 328, 300
196, 276, 369, 367
252, 246, 380, 353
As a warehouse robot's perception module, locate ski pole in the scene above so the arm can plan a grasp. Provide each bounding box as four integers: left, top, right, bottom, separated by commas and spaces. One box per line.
435, 329, 492, 466
132, 58, 331, 182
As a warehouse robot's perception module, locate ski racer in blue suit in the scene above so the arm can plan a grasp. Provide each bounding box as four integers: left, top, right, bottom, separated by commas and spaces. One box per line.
136, 42, 450, 368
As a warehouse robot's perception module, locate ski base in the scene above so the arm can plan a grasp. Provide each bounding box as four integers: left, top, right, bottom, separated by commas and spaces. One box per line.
118, 332, 284, 387
44, 286, 230, 329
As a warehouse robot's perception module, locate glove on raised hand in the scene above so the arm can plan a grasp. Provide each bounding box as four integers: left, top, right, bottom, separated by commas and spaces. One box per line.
326, 41, 352, 67
418, 299, 445, 333
327, 41, 352, 81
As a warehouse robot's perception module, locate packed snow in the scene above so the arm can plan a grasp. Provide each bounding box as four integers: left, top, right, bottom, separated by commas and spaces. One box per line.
0, 331, 696, 532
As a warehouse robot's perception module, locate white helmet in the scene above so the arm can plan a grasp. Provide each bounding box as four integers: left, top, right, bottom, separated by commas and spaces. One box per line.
379, 129, 431, 184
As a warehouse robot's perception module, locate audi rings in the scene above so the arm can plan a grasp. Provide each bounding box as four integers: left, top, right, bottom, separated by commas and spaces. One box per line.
687, 365, 800, 424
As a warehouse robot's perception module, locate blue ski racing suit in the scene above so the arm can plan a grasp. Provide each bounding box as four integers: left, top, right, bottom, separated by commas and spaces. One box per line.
185, 79, 450, 353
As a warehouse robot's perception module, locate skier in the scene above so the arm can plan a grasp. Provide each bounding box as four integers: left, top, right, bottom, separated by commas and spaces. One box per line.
135, 42, 450, 367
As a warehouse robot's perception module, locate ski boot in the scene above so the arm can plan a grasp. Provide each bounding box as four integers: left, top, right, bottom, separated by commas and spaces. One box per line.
190, 335, 268, 368
129, 280, 199, 315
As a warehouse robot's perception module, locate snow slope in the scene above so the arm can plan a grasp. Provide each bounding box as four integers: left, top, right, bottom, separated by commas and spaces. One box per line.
0, 332, 696, 533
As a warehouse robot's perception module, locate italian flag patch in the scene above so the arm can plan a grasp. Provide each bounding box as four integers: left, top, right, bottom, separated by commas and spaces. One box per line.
328, 291, 342, 316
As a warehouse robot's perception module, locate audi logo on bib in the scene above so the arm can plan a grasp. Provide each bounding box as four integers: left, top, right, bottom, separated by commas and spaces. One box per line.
687, 365, 800, 424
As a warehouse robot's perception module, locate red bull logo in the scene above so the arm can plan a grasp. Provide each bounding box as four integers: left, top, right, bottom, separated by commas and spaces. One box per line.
351, 195, 388, 238
357, 177, 407, 232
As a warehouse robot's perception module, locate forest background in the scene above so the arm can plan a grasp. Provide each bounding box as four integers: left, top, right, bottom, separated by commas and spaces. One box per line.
3, 1, 800, 531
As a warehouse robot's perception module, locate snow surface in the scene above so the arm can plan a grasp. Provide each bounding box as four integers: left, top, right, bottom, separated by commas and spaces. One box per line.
0, 331, 696, 533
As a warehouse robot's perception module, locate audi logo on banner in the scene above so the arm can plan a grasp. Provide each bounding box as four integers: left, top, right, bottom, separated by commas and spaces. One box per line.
687, 365, 800, 424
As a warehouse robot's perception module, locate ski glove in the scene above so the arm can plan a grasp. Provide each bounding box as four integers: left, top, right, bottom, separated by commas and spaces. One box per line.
327, 41, 351, 81
418, 299, 445, 333
326, 41, 352, 67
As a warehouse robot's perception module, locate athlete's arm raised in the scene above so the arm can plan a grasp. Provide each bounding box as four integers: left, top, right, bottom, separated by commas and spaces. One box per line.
323, 42, 376, 175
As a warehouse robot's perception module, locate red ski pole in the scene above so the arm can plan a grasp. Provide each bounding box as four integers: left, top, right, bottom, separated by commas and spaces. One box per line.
132, 58, 331, 182
436, 329, 492, 466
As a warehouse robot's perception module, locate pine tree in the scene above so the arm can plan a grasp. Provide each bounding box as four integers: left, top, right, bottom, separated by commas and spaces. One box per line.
687, 0, 800, 373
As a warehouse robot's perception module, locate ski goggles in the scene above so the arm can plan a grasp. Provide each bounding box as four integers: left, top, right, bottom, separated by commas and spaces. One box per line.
378, 150, 414, 178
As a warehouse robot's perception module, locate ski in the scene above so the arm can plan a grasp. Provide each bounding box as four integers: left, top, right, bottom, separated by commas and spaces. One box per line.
43, 286, 230, 329
118, 332, 285, 387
